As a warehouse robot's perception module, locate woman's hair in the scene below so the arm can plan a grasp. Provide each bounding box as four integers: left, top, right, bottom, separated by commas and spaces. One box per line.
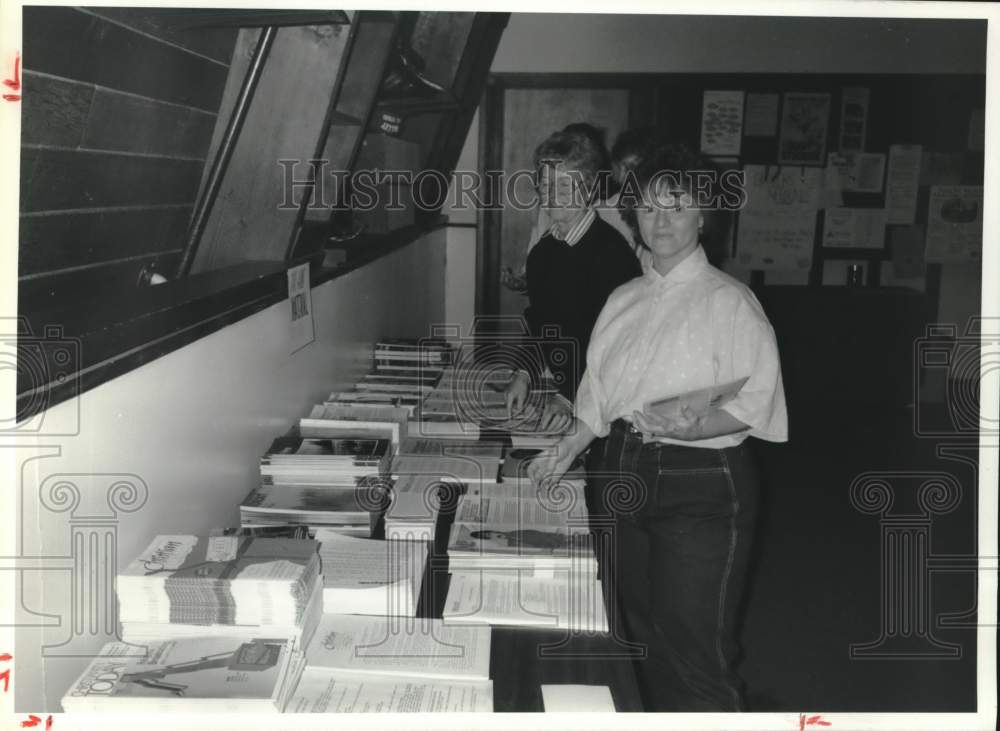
610, 126, 661, 168
533, 124, 613, 201
619, 142, 732, 265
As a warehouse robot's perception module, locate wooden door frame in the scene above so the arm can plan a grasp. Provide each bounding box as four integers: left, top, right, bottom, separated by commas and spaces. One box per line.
475, 72, 660, 317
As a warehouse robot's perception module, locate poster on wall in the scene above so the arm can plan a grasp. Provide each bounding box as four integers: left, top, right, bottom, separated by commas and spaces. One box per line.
925, 185, 983, 262
885, 144, 923, 224
822, 207, 887, 249
778, 92, 831, 165
287, 262, 315, 352
838, 87, 870, 152
700, 90, 745, 155
827, 152, 885, 193
744, 93, 780, 137
735, 164, 823, 271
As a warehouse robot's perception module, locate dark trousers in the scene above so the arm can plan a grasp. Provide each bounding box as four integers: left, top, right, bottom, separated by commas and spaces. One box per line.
585, 419, 759, 712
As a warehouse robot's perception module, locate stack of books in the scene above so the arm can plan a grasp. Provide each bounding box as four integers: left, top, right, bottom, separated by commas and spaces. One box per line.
440, 444, 608, 632
259, 433, 393, 487
288, 614, 493, 713
445, 500, 596, 578
374, 338, 454, 369
62, 636, 306, 712
116, 534, 323, 647
301, 403, 410, 447
239, 478, 389, 536
327, 389, 423, 416
357, 370, 441, 395
443, 571, 609, 633
317, 531, 428, 617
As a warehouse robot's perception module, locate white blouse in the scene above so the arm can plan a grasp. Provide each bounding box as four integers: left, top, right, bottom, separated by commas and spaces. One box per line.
575, 245, 788, 449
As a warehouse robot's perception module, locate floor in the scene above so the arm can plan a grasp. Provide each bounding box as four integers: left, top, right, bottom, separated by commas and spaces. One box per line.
738, 404, 981, 711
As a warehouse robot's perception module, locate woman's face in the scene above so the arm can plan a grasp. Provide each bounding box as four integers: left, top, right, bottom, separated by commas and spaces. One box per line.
636, 180, 702, 261
536, 163, 587, 225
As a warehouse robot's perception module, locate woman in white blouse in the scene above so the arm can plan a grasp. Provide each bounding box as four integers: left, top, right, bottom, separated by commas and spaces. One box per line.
528, 143, 787, 712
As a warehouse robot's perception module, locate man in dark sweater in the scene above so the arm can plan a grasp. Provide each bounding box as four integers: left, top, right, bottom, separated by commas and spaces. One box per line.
506, 126, 641, 430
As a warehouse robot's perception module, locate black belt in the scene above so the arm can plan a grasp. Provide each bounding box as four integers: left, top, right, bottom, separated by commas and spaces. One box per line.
611, 417, 645, 438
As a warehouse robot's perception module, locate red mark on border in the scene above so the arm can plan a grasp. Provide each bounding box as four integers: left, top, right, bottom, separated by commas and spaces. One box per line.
19, 715, 52, 729
0, 653, 12, 662
800, 714, 832, 730
3, 52, 22, 102
0, 669, 10, 693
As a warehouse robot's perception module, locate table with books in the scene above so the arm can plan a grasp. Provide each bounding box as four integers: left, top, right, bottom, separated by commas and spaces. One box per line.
64, 338, 643, 714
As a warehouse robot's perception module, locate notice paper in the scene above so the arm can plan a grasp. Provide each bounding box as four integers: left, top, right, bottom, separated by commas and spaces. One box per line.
287, 262, 315, 352
778, 92, 831, 165
736, 165, 822, 271
885, 145, 922, 224
542, 685, 616, 713
925, 185, 983, 262
828, 152, 885, 193
822, 208, 887, 249
838, 87, 870, 152
700, 90, 744, 155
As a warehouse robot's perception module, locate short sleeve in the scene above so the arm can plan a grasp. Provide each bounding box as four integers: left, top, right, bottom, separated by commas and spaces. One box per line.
718, 295, 788, 442
574, 366, 609, 438
573, 296, 617, 438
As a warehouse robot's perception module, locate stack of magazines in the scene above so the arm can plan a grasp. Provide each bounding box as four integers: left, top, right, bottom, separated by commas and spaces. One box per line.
286, 614, 492, 713
259, 433, 393, 486
239, 478, 389, 536
62, 636, 306, 712
116, 534, 323, 647
374, 338, 454, 369
317, 531, 428, 617
301, 403, 410, 447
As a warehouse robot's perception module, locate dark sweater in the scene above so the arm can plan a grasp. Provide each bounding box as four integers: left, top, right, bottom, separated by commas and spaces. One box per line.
523, 214, 642, 401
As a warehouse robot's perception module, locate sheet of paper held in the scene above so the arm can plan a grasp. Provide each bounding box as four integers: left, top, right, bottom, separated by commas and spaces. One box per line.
541, 684, 616, 712
642, 376, 750, 419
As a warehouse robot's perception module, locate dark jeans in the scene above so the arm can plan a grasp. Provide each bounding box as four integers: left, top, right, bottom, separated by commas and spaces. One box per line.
585, 419, 759, 712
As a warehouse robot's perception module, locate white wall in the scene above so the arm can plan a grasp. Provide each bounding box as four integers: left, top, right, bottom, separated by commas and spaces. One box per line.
442, 13, 987, 328
14, 229, 446, 712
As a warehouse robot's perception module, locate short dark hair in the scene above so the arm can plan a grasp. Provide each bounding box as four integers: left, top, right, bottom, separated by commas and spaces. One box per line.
533, 125, 612, 201
610, 126, 661, 167
619, 143, 732, 265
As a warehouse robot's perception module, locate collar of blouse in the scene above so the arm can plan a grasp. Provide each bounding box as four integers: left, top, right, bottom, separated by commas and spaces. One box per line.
644, 244, 709, 286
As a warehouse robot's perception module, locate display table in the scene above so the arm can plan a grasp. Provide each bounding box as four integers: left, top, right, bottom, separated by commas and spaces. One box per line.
406, 476, 645, 712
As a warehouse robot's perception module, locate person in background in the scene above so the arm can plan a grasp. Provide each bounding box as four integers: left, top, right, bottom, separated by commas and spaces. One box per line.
609, 126, 660, 270
527, 143, 787, 712
504, 126, 641, 433
501, 122, 620, 291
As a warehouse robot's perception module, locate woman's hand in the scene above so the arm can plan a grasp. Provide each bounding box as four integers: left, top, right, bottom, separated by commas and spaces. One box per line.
526, 445, 576, 490
505, 370, 531, 415
540, 394, 573, 433
632, 405, 703, 442
500, 265, 528, 293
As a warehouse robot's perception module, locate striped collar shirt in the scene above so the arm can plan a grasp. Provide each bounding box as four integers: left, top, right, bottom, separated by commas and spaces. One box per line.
548, 208, 596, 246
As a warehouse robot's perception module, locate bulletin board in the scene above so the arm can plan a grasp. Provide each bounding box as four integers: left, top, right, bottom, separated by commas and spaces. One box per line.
480, 73, 985, 321
648, 73, 985, 302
